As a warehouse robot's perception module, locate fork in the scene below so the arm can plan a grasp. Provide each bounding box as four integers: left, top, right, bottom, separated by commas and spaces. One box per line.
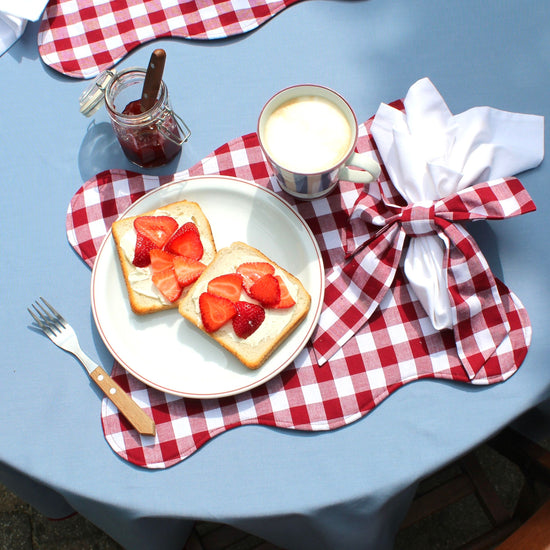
28, 298, 156, 436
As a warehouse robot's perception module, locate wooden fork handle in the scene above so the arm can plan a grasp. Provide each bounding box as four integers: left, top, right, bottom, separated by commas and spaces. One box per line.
90, 366, 156, 436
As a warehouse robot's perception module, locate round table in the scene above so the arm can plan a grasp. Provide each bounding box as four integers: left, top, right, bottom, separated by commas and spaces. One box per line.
1, 1, 549, 548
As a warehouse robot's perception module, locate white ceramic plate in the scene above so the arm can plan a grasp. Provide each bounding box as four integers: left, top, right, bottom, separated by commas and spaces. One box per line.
91, 175, 325, 398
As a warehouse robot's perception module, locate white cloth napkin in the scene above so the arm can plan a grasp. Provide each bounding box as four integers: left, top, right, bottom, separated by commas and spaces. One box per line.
0, 0, 48, 55
370, 77, 544, 330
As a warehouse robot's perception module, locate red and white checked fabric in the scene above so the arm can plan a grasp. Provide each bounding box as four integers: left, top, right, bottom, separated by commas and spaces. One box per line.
38, 0, 301, 79
67, 103, 533, 468
311, 177, 536, 374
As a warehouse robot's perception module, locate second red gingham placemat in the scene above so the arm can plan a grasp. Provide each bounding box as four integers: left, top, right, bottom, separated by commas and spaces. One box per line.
38, 0, 302, 78
67, 105, 533, 468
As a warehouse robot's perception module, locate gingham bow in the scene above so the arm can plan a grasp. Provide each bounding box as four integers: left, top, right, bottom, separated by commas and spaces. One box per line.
312, 177, 536, 374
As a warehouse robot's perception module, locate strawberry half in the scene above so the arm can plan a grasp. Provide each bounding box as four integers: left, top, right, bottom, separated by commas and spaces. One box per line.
151, 268, 182, 303
149, 249, 182, 302
134, 216, 178, 248
199, 292, 236, 333
207, 273, 243, 303
149, 252, 182, 302
164, 222, 203, 260
150, 248, 175, 271
133, 233, 157, 267
173, 256, 206, 287
232, 301, 265, 339
236, 262, 275, 292
272, 275, 296, 309
249, 273, 280, 306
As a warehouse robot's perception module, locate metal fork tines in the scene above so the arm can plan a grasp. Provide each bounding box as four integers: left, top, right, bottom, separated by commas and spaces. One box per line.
28, 298, 60, 333
29, 298, 77, 352
28, 298, 155, 436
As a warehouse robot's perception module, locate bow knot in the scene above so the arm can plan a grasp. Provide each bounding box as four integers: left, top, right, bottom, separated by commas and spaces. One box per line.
312, 177, 536, 375
396, 201, 437, 237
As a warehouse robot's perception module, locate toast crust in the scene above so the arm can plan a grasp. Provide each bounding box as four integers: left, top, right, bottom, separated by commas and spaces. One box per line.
178, 242, 311, 369
111, 200, 216, 315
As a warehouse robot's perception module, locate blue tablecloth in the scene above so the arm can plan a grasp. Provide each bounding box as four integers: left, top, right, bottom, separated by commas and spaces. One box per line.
1, 1, 549, 549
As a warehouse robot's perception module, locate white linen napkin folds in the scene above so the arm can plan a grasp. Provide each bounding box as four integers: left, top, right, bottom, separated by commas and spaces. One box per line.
370, 77, 544, 331
311, 77, 543, 368
0, 0, 48, 56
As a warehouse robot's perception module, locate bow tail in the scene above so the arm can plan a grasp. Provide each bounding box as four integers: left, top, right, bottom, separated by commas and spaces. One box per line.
312, 224, 406, 365
441, 221, 510, 379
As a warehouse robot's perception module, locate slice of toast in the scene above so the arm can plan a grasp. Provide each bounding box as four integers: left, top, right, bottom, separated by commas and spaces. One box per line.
112, 200, 216, 315
178, 241, 311, 369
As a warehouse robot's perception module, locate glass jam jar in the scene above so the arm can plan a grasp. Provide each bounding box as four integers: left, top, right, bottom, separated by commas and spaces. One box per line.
80, 67, 190, 168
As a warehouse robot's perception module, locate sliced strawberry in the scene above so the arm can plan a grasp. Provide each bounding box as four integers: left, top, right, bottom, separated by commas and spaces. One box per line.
199, 292, 236, 333
272, 275, 296, 309
232, 301, 265, 339
207, 273, 243, 303
133, 233, 157, 267
236, 262, 275, 292
151, 268, 182, 302
164, 222, 203, 260
173, 256, 206, 287
148, 249, 182, 302
149, 248, 175, 272
179, 221, 199, 234
134, 216, 178, 248
249, 273, 280, 306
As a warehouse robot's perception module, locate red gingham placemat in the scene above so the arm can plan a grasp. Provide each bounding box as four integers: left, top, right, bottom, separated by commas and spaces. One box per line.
38, 0, 301, 79
67, 104, 533, 468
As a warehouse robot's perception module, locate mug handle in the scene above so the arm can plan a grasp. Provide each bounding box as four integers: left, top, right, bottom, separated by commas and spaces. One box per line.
339, 152, 381, 184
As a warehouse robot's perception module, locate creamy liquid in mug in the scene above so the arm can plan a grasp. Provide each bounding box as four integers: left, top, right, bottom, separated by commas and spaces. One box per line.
262, 95, 353, 174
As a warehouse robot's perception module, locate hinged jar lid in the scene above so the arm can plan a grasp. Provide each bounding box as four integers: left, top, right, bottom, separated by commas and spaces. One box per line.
79, 69, 117, 117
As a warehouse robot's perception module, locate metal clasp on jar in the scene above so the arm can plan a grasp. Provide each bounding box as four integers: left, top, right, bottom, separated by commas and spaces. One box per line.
157, 107, 191, 146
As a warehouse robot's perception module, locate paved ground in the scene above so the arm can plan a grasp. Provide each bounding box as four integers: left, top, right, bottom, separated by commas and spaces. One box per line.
0, 440, 542, 550
0, 486, 122, 550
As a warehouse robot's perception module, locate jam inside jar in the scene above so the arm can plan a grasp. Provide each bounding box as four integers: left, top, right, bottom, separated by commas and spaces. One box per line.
104, 68, 189, 168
